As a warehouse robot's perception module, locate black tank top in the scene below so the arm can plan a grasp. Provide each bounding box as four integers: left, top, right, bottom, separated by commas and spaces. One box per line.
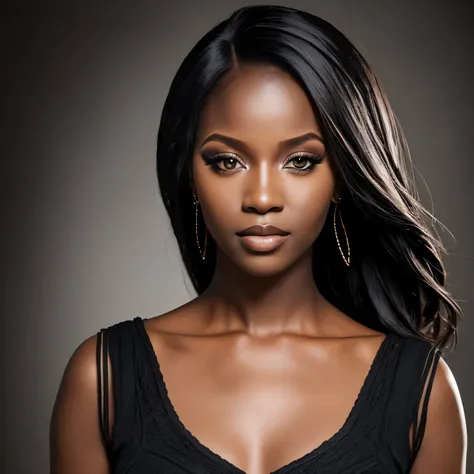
96, 316, 441, 473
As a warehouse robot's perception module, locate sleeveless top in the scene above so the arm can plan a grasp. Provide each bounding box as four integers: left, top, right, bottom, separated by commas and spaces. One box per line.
96, 316, 441, 474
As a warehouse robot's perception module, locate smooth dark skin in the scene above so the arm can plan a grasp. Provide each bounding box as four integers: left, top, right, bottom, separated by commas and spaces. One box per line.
50, 63, 467, 474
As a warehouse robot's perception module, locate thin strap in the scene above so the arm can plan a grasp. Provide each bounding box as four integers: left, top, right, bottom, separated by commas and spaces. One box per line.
96, 328, 111, 452
411, 345, 441, 461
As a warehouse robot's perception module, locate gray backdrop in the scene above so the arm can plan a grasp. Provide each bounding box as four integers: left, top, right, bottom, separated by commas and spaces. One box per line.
2, 1, 472, 472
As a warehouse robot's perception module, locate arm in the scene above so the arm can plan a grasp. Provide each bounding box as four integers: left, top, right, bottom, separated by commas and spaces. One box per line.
49, 334, 113, 474
410, 357, 468, 474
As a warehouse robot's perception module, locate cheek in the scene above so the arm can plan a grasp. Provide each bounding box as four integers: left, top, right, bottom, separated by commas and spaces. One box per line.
192, 158, 241, 232
285, 165, 336, 226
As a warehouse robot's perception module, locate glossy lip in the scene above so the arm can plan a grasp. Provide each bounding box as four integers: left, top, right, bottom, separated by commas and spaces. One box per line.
236, 225, 291, 253
236, 224, 290, 237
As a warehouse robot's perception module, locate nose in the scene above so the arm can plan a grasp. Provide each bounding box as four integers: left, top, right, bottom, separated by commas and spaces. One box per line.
242, 162, 284, 215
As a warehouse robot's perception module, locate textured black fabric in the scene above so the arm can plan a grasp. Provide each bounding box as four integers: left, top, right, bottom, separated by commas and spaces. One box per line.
96, 317, 441, 473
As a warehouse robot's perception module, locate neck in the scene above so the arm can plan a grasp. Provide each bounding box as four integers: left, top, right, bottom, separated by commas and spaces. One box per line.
200, 249, 330, 337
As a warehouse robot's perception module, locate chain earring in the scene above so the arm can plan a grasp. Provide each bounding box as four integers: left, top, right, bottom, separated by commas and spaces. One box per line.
333, 199, 350, 266
193, 194, 208, 260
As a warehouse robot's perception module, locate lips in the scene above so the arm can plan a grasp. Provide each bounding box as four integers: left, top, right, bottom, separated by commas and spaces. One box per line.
236, 225, 290, 237
236, 225, 290, 253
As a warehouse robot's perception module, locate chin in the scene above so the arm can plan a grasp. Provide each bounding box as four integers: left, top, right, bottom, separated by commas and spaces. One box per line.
215, 238, 312, 278
234, 252, 298, 278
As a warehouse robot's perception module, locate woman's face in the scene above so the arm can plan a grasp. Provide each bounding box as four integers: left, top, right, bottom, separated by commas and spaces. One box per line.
192, 63, 338, 277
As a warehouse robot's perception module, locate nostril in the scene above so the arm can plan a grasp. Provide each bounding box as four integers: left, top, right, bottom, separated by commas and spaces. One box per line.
242, 205, 283, 214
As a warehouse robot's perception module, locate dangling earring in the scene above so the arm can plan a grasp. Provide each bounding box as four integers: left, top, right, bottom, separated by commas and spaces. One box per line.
333, 198, 350, 266
193, 194, 207, 260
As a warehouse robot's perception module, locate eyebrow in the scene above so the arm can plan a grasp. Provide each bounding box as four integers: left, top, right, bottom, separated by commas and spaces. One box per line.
200, 132, 325, 150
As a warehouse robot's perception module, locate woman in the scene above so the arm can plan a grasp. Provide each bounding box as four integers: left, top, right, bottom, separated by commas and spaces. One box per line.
50, 5, 467, 474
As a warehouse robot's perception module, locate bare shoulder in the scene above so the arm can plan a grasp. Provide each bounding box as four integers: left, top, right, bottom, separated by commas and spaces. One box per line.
427, 357, 467, 444
430, 357, 463, 405
62, 334, 99, 385
52, 334, 100, 416
50, 333, 110, 473
410, 356, 468, 473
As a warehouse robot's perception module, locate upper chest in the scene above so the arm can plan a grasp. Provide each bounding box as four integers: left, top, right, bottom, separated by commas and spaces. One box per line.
143, 327, 389, 474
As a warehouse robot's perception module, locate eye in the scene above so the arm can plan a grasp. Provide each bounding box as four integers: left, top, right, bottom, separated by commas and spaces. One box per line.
202, 153, 245, 173
283, 152, 324, 173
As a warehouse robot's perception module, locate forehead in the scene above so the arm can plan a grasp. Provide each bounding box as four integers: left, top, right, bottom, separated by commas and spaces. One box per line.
196, 63, 322, 140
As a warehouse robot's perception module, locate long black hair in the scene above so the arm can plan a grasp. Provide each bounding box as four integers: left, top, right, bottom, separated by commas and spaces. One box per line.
156, 5, 462, 352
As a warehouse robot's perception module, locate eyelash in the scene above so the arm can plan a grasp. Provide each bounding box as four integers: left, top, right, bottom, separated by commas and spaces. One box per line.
284, 152, 325, 174
202, 152, 324, 175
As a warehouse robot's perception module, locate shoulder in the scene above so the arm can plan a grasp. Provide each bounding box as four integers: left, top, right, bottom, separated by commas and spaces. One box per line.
51, 320, 136, 458
57, 333, 101, 397
429, 357, 464, 413
391, 335, 460, 410
428, 357, 466, 433
52, 330, 110, 418
372, 333, 467, 473
410, 354, 467, 473
50, 333, 110, 472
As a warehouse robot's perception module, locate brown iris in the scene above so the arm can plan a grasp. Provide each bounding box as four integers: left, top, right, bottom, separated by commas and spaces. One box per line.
223, 158, 238, 170
292, 156, 309, 168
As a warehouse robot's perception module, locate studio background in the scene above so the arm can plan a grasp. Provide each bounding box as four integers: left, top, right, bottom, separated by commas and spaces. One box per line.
2, 1, 472, 472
